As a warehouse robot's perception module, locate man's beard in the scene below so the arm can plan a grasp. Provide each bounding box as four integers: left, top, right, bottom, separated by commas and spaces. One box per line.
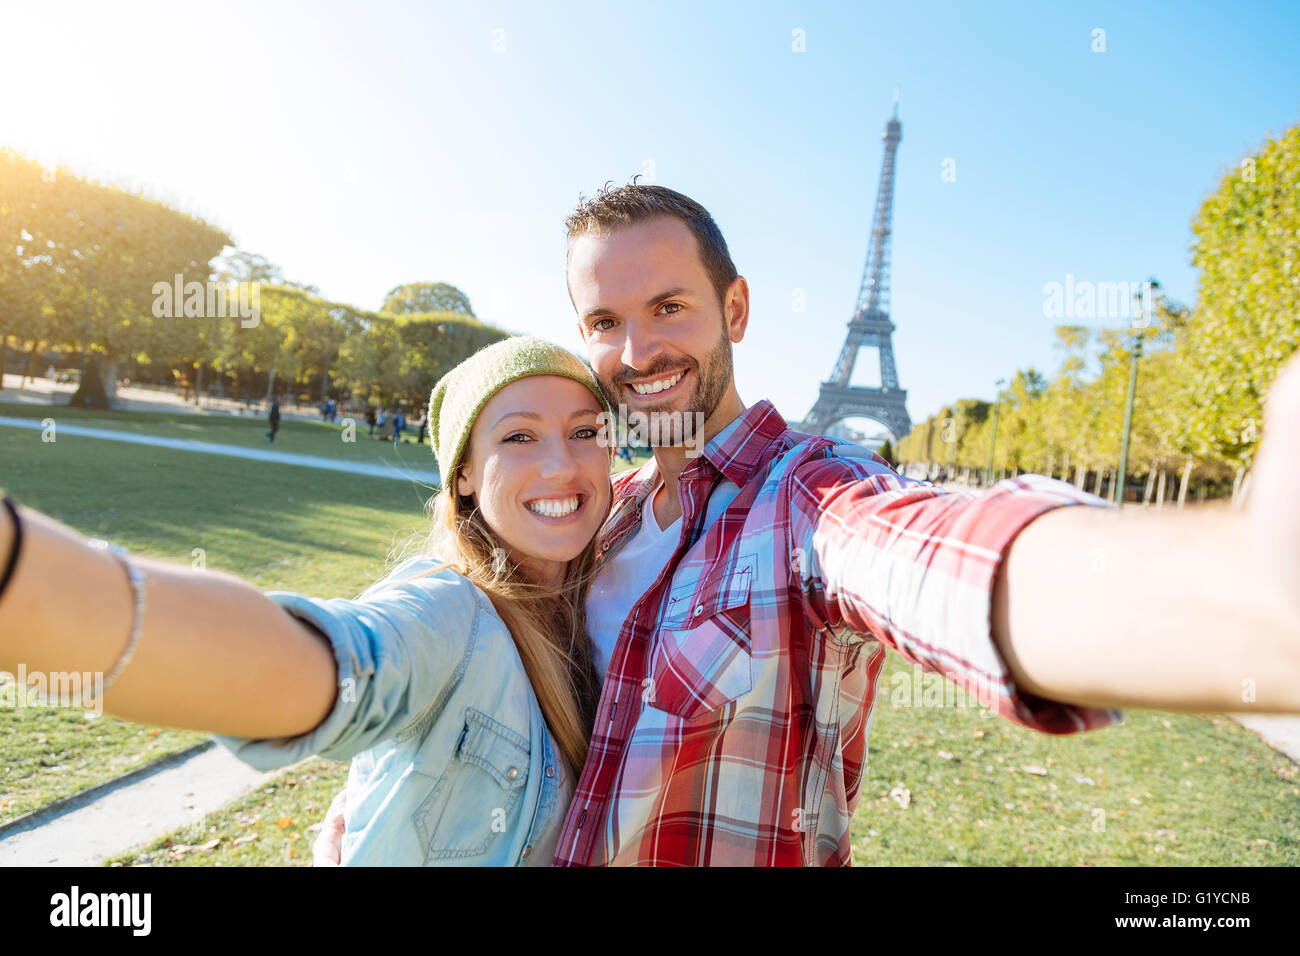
598, 322, 733, 447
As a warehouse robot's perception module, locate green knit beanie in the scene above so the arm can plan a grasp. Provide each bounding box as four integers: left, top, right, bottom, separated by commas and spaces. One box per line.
427, 336, 612, 486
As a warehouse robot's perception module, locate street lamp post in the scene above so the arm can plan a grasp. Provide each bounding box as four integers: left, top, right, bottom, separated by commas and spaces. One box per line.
1115, 334, 1141, 505
1115, 278, 1159, 506
984, 377, 1006, 486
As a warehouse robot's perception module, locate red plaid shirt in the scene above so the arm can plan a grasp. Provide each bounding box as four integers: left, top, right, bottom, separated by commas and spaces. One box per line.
553, 400, 1121, 866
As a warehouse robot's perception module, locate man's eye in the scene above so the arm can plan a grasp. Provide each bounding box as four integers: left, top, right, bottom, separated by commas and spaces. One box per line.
660, 302, 682, 315
593, 318, 616, 332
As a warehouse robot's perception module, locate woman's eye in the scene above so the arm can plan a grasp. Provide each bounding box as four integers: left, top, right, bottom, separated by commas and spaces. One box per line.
573, 427, 598, 439
504, 433, 531, 444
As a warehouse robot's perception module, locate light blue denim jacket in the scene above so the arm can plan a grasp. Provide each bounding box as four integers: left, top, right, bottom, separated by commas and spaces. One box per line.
213, 555, 573, 866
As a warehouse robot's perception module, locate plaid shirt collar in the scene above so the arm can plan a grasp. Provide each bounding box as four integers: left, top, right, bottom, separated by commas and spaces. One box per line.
595, 400, 793, 561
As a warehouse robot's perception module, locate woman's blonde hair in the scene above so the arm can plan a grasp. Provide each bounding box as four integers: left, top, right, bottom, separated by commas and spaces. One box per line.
394, 463, 607, 779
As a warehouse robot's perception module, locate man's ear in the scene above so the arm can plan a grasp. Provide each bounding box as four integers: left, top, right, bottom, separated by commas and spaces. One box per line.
724, 275, 750, 343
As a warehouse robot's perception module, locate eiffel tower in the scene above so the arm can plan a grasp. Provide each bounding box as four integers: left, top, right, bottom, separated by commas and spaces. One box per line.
803, 93, 912, 439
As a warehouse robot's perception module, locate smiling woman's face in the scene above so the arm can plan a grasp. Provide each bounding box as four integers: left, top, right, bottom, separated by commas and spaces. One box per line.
455, 375, 611, 585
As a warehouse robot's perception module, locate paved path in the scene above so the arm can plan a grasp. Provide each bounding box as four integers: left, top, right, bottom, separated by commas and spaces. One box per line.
1, 373, 326, 422
1230, 714, 1300, 766
0, 415, 440, 484
0, 743, 281, 866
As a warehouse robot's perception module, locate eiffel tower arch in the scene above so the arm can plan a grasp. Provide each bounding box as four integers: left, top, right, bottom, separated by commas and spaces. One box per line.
804, 94, 913, 440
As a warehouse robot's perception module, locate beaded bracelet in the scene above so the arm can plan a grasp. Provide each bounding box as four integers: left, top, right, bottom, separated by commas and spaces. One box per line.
86, 538, 147, 695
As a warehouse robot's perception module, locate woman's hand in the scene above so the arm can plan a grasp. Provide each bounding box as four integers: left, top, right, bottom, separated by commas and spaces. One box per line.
312, 788, 348, 866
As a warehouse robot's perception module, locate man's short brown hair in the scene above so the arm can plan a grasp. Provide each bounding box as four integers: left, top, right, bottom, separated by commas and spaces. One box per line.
564, 181, 739, 307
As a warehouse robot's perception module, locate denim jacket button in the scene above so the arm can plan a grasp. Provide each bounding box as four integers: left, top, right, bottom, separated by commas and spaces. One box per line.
506, 766, 520, 781
521, 845, 532, 861
545, 766, 555, 778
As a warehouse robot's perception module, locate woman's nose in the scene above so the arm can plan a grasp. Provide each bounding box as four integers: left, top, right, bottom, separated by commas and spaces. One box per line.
537, 435, 581, 480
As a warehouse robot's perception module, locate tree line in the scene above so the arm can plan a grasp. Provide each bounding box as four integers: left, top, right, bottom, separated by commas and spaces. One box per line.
0, 148, 508, 411
891, 120, 1300, 503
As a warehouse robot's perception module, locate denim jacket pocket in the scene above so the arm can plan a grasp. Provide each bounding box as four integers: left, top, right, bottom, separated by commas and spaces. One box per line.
647, 559, 754, 721
413, 707, 530, 861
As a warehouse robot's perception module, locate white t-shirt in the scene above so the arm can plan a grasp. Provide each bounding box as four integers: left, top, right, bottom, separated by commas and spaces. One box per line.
586, 476, 740, 682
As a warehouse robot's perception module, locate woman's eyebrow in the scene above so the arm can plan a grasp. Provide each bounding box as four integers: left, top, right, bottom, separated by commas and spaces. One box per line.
491, 410, 540, 429
491, 409, 600, 429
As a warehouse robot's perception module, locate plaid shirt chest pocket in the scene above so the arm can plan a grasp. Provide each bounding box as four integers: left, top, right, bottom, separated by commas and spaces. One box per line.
647, 557, 756, 721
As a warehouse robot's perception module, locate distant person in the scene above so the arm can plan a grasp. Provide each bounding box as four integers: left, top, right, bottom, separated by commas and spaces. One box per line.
393, 409, 405, 443
366, 405, 377, 436
416, 412, 427, 445
265, 399, 281, 442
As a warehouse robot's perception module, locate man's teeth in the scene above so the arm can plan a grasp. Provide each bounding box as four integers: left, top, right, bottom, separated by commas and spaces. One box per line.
526, 495, 581, 517
630, 370, 684, 395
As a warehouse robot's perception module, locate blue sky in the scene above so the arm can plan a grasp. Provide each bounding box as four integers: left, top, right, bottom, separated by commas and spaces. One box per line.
3, 0, 1298, 430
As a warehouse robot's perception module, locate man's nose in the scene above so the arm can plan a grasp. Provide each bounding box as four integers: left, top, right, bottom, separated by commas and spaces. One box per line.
620, 315, 665, 371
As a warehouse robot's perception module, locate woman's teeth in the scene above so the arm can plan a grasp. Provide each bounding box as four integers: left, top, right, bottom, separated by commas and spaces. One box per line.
629, 370, 685, 395
526, 495, 581, 517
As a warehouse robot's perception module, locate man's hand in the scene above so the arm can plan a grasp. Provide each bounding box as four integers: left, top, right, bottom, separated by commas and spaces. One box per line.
311, 788, 347, 866
1241, 350, 1300, 607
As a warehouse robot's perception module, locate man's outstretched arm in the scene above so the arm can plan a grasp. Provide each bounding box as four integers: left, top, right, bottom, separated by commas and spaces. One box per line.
993, 502, 1298, 713
793, 355, 1300, 724
994, 354, 1300, 714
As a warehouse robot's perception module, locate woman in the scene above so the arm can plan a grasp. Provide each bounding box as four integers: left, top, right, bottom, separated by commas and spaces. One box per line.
0, 336, 614, 865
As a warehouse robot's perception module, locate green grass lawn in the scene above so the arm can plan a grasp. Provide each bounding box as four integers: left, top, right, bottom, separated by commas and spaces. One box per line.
2, 408, 1297, 866
0, 415, 430, 826
850, 659, 1299, 865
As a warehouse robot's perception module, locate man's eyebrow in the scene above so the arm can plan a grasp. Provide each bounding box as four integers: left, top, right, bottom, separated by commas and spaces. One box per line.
581, 287, 694, 323
491, 409, 600, 429
645, 287, 690, 307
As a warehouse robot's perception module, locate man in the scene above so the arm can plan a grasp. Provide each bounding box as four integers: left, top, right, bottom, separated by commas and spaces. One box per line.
316, 183, 1300, 866
264, 398, 281, 443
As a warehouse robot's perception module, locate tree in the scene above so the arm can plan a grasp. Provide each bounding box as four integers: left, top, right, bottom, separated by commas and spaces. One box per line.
0, 149, 231, 408
381, 282, 474, 317
1180, 122, 1300, 470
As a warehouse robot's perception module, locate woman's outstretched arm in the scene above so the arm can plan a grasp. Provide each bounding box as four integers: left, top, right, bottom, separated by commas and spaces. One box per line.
0, 501, 338, 739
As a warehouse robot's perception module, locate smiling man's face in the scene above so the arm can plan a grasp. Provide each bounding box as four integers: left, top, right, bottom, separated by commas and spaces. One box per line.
569, 216, 748, 443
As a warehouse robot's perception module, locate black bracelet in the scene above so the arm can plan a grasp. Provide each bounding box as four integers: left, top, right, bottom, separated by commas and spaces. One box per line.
0, 494, 22, 603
